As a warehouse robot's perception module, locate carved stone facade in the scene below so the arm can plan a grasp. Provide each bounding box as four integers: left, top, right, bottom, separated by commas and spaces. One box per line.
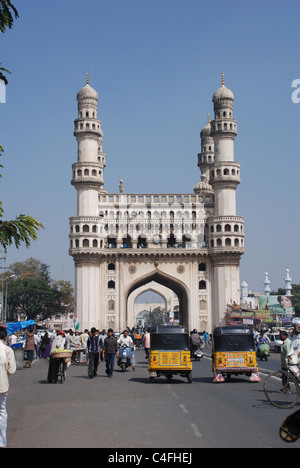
69, 73, 244, 333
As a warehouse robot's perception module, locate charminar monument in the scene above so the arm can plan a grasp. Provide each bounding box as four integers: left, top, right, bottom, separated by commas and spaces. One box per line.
69, 73, 245, 333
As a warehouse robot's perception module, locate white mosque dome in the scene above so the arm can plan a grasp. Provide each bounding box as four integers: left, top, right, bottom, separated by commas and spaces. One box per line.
77, 74, 98, 101
213, 85, 234, 101
213, 73, 234, 101
77, 84, 98, 101
194, 174, 213, 193
200, 122, 211, 137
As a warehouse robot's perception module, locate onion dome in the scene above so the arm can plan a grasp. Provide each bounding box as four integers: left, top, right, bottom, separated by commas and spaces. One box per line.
194, 174, 213, 194
200, 113, 212, 137
77, 72, 98, 102
213, 72, 234, 101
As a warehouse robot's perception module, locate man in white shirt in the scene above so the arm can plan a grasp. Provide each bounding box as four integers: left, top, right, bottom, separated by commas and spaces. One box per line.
0, 326, 16, 448
118, 330, 135, 369
288, 318, 300, 365
118, 330, 134, 348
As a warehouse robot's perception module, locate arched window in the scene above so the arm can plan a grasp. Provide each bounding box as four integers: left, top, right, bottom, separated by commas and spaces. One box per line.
108, 300, 115, 311
108, 280, 115, 289
225, 224, 231, 232
225, 238, 231, 246
83, 239, 89, 247
108, 263, 115, 271
199, 263, 206, 272
199, 281, 206, 290
83, 224, 89, 232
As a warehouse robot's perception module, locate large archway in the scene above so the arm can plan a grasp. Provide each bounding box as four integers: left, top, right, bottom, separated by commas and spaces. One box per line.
126, 270, 190, 329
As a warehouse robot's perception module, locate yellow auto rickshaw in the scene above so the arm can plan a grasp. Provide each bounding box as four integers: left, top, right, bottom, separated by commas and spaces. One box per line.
148, 326, 192, 383
212, 326, 261, 383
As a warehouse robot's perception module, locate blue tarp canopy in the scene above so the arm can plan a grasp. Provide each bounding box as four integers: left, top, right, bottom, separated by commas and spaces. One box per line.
6, 320, 35, 336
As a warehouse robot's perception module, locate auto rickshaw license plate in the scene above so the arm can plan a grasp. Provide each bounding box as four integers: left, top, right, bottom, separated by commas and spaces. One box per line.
159, 352, 181, 366
226, 353, 246, 367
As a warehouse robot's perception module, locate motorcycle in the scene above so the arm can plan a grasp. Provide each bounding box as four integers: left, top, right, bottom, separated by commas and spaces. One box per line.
191, 346, 204, 361
117, 344, 132, 372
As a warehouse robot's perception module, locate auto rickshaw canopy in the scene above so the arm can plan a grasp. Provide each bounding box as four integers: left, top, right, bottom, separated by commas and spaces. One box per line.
150, 326, 190, 351
213, 326, 255, 352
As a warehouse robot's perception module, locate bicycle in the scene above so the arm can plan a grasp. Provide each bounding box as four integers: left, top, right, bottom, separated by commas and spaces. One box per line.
264, 363, 300, 409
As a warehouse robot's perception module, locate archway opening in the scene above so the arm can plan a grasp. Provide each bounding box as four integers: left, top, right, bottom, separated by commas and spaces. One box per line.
126, 271, 189, 329
134, 289, 182, 329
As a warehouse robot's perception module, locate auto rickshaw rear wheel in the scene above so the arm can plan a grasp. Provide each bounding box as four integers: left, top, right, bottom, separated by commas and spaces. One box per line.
187, 372, 192, 384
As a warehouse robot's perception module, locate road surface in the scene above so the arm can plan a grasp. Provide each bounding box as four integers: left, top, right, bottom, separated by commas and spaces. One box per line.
6, 348, 299, 449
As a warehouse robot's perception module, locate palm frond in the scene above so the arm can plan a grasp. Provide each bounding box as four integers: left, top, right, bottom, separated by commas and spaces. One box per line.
0, 215, 44, 251
0, 0, 19, 33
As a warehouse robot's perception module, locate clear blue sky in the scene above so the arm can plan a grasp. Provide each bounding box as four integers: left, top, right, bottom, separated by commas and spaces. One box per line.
0, 0, 299, 294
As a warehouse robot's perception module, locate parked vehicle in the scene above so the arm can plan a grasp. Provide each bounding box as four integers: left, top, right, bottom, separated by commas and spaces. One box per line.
267, 333, 283, 353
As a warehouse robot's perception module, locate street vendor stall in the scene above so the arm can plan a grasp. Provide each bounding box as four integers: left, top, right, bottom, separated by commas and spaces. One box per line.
6, 320, 36, 370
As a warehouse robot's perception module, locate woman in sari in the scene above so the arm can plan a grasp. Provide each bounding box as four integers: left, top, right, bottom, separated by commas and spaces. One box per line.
41, 332, 51, 359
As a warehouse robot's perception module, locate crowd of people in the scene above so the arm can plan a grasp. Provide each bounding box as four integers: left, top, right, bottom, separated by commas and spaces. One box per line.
47, 326, 151, 383
3, 319, 300, 447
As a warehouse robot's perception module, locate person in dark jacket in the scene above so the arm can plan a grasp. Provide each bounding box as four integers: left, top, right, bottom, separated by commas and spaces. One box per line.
104, 329, 118, 378
86, 328, 100, 378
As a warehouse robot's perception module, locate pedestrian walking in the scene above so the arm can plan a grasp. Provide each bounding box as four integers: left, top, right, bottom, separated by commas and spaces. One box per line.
86, 328, 100, 378
143, 330, 151, 359
0, 326, 16, 448
203, 331, 209, 348
104, 329, 118, 378
99, 329, 107, 362
47, 331, 66, 384
279, 330, 291, 391
24, 325, 36, 367
40, 332, 51, 359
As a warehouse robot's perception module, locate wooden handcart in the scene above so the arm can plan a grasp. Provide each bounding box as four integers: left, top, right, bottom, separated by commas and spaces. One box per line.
50, 350, 72, 384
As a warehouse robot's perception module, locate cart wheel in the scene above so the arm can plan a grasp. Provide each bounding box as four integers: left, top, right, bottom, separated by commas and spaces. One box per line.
187, 372, 192, 384
121, 363, 126, 372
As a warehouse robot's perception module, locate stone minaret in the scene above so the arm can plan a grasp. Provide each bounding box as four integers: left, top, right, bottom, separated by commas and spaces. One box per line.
70, 74, 106, 331
202, 74, 245, 326
72, 73, 106, 216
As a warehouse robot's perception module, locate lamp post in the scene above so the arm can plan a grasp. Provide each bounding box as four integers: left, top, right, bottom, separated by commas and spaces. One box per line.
4, 274, 17, 324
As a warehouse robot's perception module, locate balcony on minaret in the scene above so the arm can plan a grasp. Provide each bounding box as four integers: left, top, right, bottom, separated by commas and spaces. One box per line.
210, 118, 237, 137
74, 117, 103, 139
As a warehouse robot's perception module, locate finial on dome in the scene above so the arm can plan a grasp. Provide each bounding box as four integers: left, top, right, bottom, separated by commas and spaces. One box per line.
207, 112, 210, 124
86, 71, 89, 86
222, 71, 225, 87
119, 177, 124, 194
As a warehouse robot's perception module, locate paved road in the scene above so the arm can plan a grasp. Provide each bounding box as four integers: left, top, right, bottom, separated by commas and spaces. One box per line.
6, 349, 300, 449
